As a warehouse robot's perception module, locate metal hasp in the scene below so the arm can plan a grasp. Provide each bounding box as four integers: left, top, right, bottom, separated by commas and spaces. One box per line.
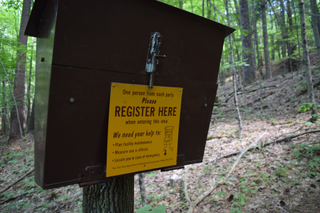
25, 0, 235, 189
145, 32, 166, 88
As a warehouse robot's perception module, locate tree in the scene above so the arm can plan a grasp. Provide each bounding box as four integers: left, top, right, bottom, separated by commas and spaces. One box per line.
239, 0, 255, 83
287, 0, 294, 73
279, 0, 287, 58
225, 0, 242, 137
179, 0, 183, 9
10, 0, 31, 140
261, 0, 272, 79
310, 0, 320, 62
299, 0, 316, 113
82, 175, 134, 213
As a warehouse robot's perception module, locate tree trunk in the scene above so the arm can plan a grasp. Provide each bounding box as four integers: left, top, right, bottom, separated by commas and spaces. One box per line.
233, 0, 240, 22
225, 0, 242, 137
280, 0, 287, 58
261, 0, 272, 79
27, 98, 35, 133
239, 0, 255, 84
26, 37, 34, 129
255, 21, 265, 80
271, 34, 275, 60
287, 0, 294, 73
292, 0, 302, 72
219, 57, 226, 86
83, 175, 134, 213
2, 79, 7, 135
10, 0, 31, 140
202, 0, 204, 17
310, 0, 320, 62
207, 0, 212, 19
299, 0, 315, 104
251, 0, 257, 74
179, 0, 183, 9
139, 173, 147, 206
269, 13, 275, 61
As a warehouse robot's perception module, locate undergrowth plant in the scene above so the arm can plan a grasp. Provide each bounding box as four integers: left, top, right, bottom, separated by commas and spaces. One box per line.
299, 103, 320, 125
136, 204, 167, 213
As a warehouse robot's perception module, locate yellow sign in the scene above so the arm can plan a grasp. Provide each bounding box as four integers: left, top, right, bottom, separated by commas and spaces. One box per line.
106, 83, 183, 177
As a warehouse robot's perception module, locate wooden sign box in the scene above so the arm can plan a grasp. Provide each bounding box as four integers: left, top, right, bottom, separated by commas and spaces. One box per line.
25, 0, 234, 189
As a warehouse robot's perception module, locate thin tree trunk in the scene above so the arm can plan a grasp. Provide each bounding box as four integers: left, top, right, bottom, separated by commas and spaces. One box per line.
259, 64, 264, 113
261, 0, 272, 79
139, 173, 147, 206
299, 0, 315, 105
239, 0, 255, 84
310, 0, 320, 62
190, 0, 194, 13
27, 98, 34, 133
270, 13, 275, 61
26, 37, 34, 129
280, 0, 287, 58
293, 0, 302, 73
179, 0, 183, 9
225, 0, 242, 137
83, 175, 134, 213
219, 57, 226, 86
2, 79, 7, 135
287, 0, 294, 73
271, 34, 275, 60
10, 0, 31, 140
207, 0, 212, 19
252, 1, 264, 111
251, 0, 256, 74
202, 0, 205, 17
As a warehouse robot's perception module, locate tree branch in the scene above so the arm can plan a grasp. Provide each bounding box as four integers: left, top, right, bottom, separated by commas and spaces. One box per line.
185, 131, 266, 212
0, 168, 34, 194
207, 0, 226, 24
208, 128, 320, 164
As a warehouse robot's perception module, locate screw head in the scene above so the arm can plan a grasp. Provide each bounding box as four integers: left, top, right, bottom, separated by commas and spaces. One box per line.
70, 97, 75, 103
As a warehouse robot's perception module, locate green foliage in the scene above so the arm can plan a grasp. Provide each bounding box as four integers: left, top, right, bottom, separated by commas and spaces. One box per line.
220, 61, 249, 71
232, 193, 246, 207
0, 1, 36, 132
298, 103, 318, 113
215, 191, 226, 198
275, 169, 289, 181
293, 143, 320, 159
291, 81, 307, 88
228, 129, 237, 134
136, 204, 167, 213
230, 208, 242, 213
148, 172, 156, 177
203, 165, 213, 173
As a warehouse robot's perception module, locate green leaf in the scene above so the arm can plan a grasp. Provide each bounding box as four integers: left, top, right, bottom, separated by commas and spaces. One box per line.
136, 205, 152, 213
215, 191, 226, 198
150, 205, 167, 213
309, 162, 319, 168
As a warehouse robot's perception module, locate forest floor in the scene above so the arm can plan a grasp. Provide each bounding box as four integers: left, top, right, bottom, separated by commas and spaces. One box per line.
1, 61, 320, 212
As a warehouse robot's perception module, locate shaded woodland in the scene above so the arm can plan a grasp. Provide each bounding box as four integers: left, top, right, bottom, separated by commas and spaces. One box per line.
1, 0, 320, 212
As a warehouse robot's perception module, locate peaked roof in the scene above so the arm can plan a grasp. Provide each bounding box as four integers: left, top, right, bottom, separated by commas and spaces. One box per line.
25, 0, 234, 38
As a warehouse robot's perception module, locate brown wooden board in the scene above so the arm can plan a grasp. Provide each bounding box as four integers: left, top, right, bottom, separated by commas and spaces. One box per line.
26, 0, 234, 189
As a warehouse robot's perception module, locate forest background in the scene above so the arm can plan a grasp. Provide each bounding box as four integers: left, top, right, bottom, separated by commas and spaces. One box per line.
1, 0, 320, 212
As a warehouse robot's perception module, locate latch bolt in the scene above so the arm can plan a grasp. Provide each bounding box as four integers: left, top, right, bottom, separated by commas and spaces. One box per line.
145, 32, 166, 88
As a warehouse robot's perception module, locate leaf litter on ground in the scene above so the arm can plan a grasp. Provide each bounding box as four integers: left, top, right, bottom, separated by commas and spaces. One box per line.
1, 67, 320, 212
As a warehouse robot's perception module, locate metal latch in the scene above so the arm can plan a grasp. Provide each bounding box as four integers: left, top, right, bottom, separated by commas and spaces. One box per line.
145, 32, 166, 88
